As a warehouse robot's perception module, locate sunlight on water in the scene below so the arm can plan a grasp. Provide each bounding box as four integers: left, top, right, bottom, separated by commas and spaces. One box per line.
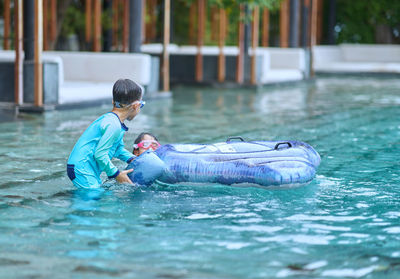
0, 77, 400, 278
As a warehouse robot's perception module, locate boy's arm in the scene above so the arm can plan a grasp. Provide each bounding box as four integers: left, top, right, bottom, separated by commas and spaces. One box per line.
115, 139, 136, 163
94, 122, 121, 178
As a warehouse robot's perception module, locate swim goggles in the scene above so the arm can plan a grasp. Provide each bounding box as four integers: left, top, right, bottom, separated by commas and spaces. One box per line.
115, 100, 146, 109
133, 140, 160, 150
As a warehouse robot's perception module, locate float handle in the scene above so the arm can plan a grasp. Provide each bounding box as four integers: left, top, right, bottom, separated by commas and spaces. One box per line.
226, 136, 245, 143
274, 142, 292, 150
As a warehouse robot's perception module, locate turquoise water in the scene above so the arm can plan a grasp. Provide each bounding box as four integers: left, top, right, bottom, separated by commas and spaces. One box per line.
0, 77, 399, 278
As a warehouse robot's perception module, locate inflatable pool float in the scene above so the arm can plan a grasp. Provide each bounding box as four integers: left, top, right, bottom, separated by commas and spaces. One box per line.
127, 137, 320, 189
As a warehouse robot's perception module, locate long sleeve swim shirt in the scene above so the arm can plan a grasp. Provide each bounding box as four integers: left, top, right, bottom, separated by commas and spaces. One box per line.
68, 112, 135, 187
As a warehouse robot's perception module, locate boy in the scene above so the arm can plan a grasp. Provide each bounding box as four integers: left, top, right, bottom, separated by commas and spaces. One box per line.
67, 79, 145, 188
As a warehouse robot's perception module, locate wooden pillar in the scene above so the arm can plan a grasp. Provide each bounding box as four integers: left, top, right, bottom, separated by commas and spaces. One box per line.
310, 0, 318, 77
15, 0, 24, 106
85, 0, 92, 43
34, 0, 43, 107
93, 0, 102, 51
162, 0, 170, 91
50, 0, 57, 42
3, 0, 11, 50
262, 8, 269, 47
217, 8, 226, 82
123, 0, 129, 52
310, 0, 318, 47
236, 4, 245, 84
251, 6, 259, 85
195, 0, 205, 82
280, 0, 289, 48
43, 0, 48, 50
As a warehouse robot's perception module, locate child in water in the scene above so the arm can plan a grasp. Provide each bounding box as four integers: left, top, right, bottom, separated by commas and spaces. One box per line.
132, 132, 161, 156
67, 79, 145, 189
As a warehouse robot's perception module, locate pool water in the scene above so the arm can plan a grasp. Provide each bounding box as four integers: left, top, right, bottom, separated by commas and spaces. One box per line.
0, 77, 399, 278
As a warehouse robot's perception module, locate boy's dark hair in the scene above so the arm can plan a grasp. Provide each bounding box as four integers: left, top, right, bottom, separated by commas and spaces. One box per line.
133, 132, 159, 151
113, 79, 142, 107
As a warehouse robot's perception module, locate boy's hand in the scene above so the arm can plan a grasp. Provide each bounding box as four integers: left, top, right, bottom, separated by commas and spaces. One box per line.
116, 169, 134, 184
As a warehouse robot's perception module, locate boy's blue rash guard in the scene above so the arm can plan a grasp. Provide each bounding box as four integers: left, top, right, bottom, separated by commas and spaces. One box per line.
68, 112, 135, 181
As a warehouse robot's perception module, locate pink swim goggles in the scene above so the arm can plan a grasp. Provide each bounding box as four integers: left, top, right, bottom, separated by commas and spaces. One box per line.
134, 140, 161, 150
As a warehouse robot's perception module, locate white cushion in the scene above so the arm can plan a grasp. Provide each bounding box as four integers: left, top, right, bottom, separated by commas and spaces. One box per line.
260, 47, 306, 71
312, 46, 342, 66
341, 44, 400, 63
314, 61, 400, 73
45, 51, 152, 85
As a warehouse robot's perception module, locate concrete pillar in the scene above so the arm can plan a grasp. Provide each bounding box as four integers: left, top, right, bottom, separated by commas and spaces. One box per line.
327, 0, 336, 44
301, 0, 310, 47
23, 0, 35, 103
129, 0, 143, 52
23, 0, 35, 61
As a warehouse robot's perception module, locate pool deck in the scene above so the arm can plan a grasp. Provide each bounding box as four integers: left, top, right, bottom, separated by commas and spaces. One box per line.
1, 44, 399, 111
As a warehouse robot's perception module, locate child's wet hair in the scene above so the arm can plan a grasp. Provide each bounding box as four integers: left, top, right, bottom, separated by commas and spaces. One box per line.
113, 79, 142, 106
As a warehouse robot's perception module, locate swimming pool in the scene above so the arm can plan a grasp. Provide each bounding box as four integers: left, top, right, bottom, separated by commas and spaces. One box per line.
0, 77, 399, 278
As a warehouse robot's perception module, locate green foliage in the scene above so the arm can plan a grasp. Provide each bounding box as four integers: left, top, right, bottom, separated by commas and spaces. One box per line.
172, 0, 282, 46
60, 3, 85, 37
336, 0, 400, 43
208, 0, 282, 10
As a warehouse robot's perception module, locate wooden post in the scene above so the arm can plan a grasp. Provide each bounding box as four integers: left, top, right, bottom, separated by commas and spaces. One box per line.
50, 0, 57, 42
93, 0, 102, 51
3, 0, 11, 50
310, 0, 318, 47
280, 0, 289, 48
251, 6, 259, 85
162, 0, 170, 91
262, 8, 269, 47
43, 0, 48, 50
196, 0, 205, 82
217, 8, 226, 82
310, 0, 318, 77
34, 0, 43, 107
236, 4, 245, 84
123, 0, 129, 52
85, 0, 92, 43
15, 0, 23, 106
